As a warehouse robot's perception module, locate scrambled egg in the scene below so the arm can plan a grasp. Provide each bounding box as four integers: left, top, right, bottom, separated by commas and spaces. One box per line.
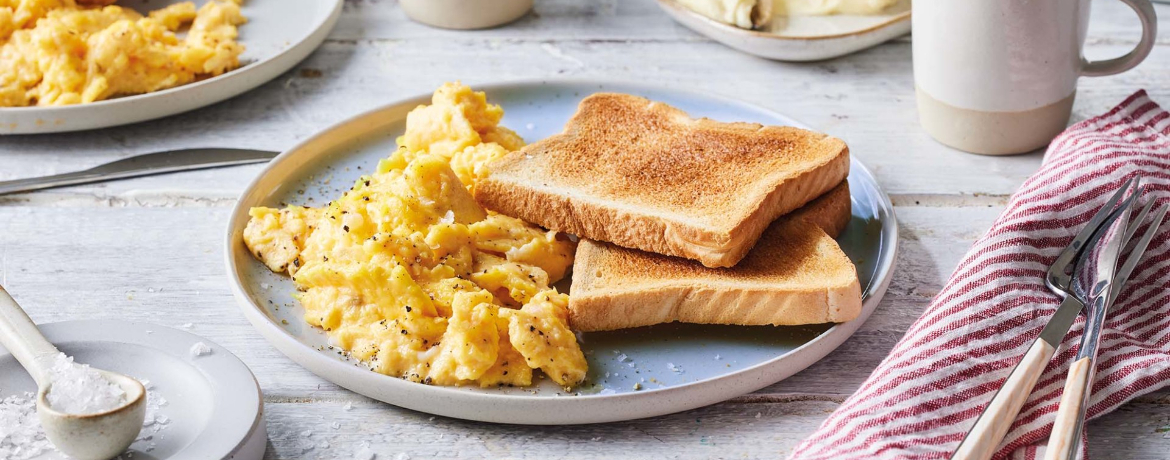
244, 83, 587, 388
0, 0, 246, 107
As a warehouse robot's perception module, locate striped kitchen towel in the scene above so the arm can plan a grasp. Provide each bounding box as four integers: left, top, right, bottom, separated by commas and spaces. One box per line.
790, 90, 1170, 460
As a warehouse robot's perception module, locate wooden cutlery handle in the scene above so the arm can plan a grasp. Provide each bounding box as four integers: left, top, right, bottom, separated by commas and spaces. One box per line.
951, 339, 1057, 460
1043, 357, 1093, 460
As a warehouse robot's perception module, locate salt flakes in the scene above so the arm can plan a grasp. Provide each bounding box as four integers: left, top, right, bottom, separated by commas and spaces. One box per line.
0, 392, 51, 460
44, 353, 126, 414
189, 342, 213, 358
2, 373, 173, 460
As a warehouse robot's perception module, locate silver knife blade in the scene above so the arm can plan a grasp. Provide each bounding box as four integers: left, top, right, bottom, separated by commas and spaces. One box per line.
0, 148, 278, 196
1051, 190, 1140, 460
1036, 185, 1139, 347
1072, 197, 1133, 306
1046, 177, 1140, 293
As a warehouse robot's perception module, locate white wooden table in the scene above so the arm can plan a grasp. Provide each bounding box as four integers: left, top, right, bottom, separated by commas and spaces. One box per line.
2, 1, 1169, 458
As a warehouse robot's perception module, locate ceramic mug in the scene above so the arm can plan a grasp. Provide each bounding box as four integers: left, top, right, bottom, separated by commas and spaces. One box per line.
400, 0, 533, 30
913, 0, 1158, 155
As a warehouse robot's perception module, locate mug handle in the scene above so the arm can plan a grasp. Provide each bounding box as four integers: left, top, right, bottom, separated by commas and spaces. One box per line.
1082, 0, 1158, 77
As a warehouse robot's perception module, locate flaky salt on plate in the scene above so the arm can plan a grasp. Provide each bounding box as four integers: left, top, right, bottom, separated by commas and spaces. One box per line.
189, 342, 213, 358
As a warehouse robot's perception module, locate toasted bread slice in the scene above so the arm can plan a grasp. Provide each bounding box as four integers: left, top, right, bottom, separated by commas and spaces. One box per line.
568, 182, 861, 332
475, 93, 849, 268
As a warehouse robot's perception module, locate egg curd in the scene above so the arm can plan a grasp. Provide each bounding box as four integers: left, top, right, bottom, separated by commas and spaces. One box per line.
244, 83, 588, 388
0, 0, 246, 107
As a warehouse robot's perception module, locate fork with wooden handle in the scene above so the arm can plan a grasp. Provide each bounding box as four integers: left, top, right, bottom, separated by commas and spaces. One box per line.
1043, 201, 1170, 460
950, 177, 1143, 460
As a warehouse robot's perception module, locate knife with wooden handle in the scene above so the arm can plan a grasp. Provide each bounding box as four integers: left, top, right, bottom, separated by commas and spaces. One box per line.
951, 178, 1143, 460
1044, 200, 1169, 460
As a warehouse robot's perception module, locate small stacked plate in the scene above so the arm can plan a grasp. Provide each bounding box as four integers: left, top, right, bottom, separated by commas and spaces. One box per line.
657, 0, 911, 61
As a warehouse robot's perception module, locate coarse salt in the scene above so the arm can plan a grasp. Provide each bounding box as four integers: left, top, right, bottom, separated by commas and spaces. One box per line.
44, 353, 126, 414
0, 392, 51, 460
1, 373, 172, 460
189, 342, 213, 358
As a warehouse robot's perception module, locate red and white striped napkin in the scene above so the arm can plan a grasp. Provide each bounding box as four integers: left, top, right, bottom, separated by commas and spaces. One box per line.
790, 91, 1170, 460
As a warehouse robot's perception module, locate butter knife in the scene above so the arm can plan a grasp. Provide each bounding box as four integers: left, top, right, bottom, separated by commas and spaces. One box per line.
0, 148, 278, 196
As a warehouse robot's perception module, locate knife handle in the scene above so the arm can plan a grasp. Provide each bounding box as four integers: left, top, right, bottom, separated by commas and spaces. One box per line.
0, 171, 105, 196
951, 339, 1057, 460
1043, 357, 1093, 460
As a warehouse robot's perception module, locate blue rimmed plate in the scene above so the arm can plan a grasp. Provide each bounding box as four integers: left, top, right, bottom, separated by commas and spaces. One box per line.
225, 80, 898, 424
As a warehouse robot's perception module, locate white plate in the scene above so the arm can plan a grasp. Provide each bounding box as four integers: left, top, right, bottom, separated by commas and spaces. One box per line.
0, 0, 343, 135
658, 0, 911, 61
0, 320, 265, 460
225, 79, 898, 425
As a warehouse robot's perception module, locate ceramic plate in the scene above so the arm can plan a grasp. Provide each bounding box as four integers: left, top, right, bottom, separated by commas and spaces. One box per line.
225, 80, 898, 425
0, 321, 265, 460
658, 0, 911, 61
0, 0, 343, 135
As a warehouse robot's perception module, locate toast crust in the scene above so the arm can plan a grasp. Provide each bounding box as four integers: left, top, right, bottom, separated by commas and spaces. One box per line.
474, 93, 850, 268
568, 182, 861, 331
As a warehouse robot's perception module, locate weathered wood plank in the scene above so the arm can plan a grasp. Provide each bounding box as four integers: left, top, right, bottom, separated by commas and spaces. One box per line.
0, 204, 998, 398
4, 36, 1168, 198
0, 204, 1158, 400
2, 2, 1167, 198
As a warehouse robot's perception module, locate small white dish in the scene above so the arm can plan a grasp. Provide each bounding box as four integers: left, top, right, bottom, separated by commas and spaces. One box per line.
0, 321, 265, 460
225, 79, 898, 425
657, 0, 911, 61
0, 0, 343, 135
400, 0, 532, 29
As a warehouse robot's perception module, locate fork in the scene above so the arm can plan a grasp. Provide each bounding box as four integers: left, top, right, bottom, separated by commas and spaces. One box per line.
951, 177, 1144, 460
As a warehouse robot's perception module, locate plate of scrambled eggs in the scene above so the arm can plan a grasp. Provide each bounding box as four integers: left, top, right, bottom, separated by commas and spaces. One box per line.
658, 0, 911, 61
0, 0, 342, 134
226, 80, 897, 424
